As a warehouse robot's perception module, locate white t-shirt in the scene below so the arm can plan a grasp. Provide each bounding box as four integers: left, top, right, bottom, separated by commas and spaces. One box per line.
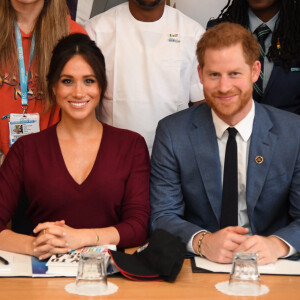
85, 2, 205, 152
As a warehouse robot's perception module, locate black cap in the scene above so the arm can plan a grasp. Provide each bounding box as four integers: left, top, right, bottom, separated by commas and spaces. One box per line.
109, 229, 186, 282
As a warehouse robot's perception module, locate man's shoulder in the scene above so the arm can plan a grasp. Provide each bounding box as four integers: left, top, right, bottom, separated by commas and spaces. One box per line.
165, 5, 205, 34
85, 2, 126, 27
256, 102, 300, 133
159, 103, 210, 129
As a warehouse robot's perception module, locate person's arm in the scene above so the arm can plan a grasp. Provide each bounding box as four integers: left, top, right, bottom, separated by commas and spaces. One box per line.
234, 235, 289, 265
84, 15, 97, 41
0, 140, 41, 256
0, 149, 5, 166
189, 24, 205, 104
195, 227, 249, 263
32, 221, 120, 259
113, 135, 150, 248
150, 120, 204, 244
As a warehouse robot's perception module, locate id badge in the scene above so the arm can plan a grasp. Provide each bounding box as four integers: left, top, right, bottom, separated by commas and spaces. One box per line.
9, 113, 40, 147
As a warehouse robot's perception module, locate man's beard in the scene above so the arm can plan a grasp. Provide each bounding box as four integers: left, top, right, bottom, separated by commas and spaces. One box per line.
204, 86, 253, 122
133, 0, 164, 10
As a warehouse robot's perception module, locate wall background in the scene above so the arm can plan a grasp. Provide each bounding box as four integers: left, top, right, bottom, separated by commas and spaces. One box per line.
170, 0, 228, 27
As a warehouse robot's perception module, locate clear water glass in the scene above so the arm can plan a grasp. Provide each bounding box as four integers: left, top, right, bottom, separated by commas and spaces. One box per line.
229, 252, 261, 295
76, 252, 107, 293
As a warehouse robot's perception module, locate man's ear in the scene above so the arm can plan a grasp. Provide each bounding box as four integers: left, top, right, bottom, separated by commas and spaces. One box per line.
252, 60, 261, 83
198, 65, 204, 84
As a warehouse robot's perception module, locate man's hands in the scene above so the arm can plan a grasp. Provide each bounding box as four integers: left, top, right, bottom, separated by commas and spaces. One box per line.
234, 235, 289, 265
193, 226, 289, 265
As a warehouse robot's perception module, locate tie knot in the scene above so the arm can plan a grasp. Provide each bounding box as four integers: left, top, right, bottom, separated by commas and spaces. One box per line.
254, 24, 271, 42
227, 127, 237, 137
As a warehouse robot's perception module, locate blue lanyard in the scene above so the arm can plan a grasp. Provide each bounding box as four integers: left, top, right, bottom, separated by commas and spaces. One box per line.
14, 21, 35, 110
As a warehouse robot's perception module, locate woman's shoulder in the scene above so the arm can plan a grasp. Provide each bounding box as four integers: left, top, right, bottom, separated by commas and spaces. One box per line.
69, 17, 87, 34
15, 124, 57, 147
102, 123, 147, 149
6, 124, 57, 160
103, 123, 143, 139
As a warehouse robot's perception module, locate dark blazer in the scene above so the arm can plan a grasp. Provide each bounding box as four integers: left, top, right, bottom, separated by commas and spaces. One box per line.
150, 102, 300, 252
207, 19, 300, 115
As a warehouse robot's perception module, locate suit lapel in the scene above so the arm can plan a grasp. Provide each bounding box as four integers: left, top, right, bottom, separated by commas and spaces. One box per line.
246, 103, 277, 228
189, 105, 222, 222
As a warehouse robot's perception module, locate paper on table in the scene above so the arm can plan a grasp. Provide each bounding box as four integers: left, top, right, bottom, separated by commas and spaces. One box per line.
0, 250, 32, 277
0, 246, 118, 277
194, 257, 300, 275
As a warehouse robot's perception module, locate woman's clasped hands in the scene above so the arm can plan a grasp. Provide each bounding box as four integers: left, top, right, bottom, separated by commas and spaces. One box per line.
33, 220, 83, 260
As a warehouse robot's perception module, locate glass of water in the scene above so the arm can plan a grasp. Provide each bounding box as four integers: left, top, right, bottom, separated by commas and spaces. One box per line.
76, 252, 107, 293
229, 252, 261, 296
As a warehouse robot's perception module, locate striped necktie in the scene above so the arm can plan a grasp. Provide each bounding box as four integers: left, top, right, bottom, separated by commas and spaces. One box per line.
253, 24, 271, 102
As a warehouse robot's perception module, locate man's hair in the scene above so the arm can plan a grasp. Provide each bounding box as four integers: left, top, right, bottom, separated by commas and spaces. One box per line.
213, 0, 300, 70
196, 22, 260, 68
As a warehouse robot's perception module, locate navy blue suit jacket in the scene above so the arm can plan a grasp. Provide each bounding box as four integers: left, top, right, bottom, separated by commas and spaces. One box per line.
207, 19, 300, 114
150, 102, 300, 252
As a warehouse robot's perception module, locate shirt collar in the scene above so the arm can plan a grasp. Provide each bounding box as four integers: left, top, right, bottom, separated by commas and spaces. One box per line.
212, 100, 255, 142
248, 7, 279, 33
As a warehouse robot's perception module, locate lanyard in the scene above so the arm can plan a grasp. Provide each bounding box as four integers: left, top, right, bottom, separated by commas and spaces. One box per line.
14, 21, 35, 112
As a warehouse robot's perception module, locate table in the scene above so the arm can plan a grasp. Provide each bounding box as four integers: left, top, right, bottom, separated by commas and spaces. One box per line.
0, 258, 299, 300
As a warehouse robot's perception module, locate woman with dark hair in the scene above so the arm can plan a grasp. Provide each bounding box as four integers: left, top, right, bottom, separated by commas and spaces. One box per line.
0, 33, 150, 259
0, 0, 86, 164
207, 0, 300, 114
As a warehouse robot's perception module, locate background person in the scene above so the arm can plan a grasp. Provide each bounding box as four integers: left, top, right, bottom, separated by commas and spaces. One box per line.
0, 0, 86, 164
150, 23, 300, 265
85, 0, 205, 153
207, 0, 300, 114
0, 33, 150, 259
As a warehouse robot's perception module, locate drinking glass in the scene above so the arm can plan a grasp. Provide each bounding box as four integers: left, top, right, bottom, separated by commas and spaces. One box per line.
229, 252, 261, 295
76, 252, 107, 293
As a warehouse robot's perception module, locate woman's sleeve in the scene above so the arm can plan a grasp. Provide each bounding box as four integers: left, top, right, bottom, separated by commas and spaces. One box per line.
114, 135, 150, 248
0, 140, 25, 232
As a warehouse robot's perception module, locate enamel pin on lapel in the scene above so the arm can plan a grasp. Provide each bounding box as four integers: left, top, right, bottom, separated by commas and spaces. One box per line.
255, 156, 264, 164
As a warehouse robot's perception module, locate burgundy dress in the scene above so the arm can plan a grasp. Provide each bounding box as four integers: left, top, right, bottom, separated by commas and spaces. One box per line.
0, 123, 150, 248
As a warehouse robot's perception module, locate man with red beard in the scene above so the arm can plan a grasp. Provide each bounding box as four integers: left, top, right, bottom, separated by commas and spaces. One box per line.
150, 22, 300, 265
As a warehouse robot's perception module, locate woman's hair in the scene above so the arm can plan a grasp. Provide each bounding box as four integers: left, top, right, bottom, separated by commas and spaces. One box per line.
197, 22, 260, 68
0, 0, 70, 102
213, 0, 300, 70
47, 33, 107, 109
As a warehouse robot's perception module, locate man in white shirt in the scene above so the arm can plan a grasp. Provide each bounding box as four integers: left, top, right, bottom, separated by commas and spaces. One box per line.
150, 22, 300, 265
85, 0, 205, 152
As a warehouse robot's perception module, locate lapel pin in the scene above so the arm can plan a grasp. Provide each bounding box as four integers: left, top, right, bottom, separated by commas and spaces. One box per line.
255, 156, 264, 164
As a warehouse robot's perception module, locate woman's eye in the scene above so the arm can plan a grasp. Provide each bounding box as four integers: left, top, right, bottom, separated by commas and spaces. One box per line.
61, 79, 72, 84
85, 78, 95, 84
